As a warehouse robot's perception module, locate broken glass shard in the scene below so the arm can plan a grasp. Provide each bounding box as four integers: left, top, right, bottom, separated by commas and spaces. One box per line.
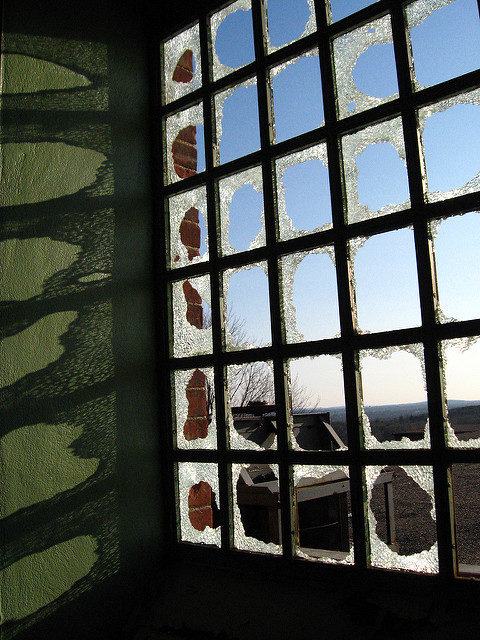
342, 118, 410, 223
266, 0, 316, 52
432, 212, 480, 322
288, 356, 347, 449
282, 248, 339, 343
168, 186, 208, 268
351, 228, 421, 333
360, 345, 429, 449
443, 338, 480, 447
174, 367, 216, 449
211, 0, 254, 80
178, 462, 220, 546
367, 465, 438, 573
227, 361, 276, 450
294, 465, 353, 563
271, 50, 324, 142
172, 274, 212, 357
224, 263, 271, 350
452, 463, 480, 575
334, 15, 398, 119
276, 143, 331, 240
233, 463, 282, 553
407, 0, 480, 90
419, 90, 480, 203
163, 23, 202, 104
215, 79, 260, 164
166, 102, 205, 184
219, 165, 265, 255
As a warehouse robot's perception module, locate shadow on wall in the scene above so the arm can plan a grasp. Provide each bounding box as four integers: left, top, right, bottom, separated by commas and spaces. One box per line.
0, 32, 119, 639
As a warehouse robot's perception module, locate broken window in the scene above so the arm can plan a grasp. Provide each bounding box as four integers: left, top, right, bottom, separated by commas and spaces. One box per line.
161, 0, 480, 575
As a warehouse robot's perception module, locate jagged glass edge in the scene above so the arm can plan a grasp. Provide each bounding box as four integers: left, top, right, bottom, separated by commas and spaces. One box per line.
219, 165, 265, 256
178, 461, 221, 545
366, 464, 438, 573
169, 185, 209, 269
342, 116, 410, 224
166, 102, 203, 184
174, 367, 217, 450
172, 274, 213, 358
232, 462, 282, 554
164, 23, 202, 105
293, 464, 354, 564
211, 0, 252, 81
419, 88, 480, 203
266, 0, 316, 53
334, 14, 399, 119
215, 75, 257, 164
276, 142, 331, 241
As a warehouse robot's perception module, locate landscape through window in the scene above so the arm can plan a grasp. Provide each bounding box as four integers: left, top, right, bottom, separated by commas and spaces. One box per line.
160, 0, 480, 577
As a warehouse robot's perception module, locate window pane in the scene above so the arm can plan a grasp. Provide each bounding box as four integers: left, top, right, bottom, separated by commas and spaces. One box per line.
342, 118, 410, 223
419, 89, 480, 203
266, 0, 316, 51
215, 80, 260, 164
329, 0, 378, 22
452, 464, 480, 576
211, 0, 255, 80
233, 463, 282, 553
360, 346, 429, 449
177, 462, 221, 546
276, 143, 331, 240
174, 367, 216, 449
352, 229, 421, 333
407, 0, 480, 90
172, 275, 212, 357
224, 263, 271, 350
163, 23, 202, 104
293, 465, 353, 563
166, 103, 205, 184
282, 248, 339, 343
219, 166, 265, 255
271, 50, 324, 142
334, 15, 398, 119
288, 356, 347, 449
443, 337, 480, 447
367, 465, 438, 573
168, 186, 208, 269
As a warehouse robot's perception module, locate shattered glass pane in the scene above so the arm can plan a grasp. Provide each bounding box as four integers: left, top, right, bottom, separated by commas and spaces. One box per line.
443, 338, 480, 447
281, 248, 339, 343
168, 186, 208, 268
334, 15, 398, 119
219, 166, 265, 255
163, 23, 202, 104
266, 0, 316, 52
452, 464, 480, 575
166, 102, 205, 184
276, 143, 331, 240
419, 89, 480, 203
367, 465, 438, 573
294, 466, 353, 564
329, 0, 377, 22
288, 356, 347, 449
360, 345, 429, 449
352, 229, 421, 333
224, 262, 271, 350
227, 361, 276, 450
432, 212, 480, 322
407, 0, 480, 90
215, 79, 260, 164
172, 274, 212, 358
271, 50, 324, 142
178, 462, 221, 546
342, 118, 410, 223
174, 367, 216, 449
211, 0, 254, 80
233, 463, 282, 553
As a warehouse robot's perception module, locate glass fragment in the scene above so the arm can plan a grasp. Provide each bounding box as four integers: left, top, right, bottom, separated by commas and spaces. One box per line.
166, 103, 205, 184
178, 462, 220, 545
452, 464, 480, 575
172, 274, 212, 357
266, 0, 316, 52
211, 0, 254, 80
174, 367, 216, 449
169, 186, 208, 268
163, 24, 202, 104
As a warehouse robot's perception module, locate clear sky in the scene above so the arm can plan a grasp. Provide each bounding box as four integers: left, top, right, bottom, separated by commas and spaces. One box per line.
184, 0, 480, 407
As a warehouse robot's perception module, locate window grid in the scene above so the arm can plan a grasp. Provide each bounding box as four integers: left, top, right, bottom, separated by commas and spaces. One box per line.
159, 0, 480, 576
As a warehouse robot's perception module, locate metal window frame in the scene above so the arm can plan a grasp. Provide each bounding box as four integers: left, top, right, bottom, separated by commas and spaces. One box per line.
155, 0, 480, 581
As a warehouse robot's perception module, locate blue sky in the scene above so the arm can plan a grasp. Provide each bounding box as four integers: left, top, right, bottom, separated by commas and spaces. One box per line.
174, 0, 480, 406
